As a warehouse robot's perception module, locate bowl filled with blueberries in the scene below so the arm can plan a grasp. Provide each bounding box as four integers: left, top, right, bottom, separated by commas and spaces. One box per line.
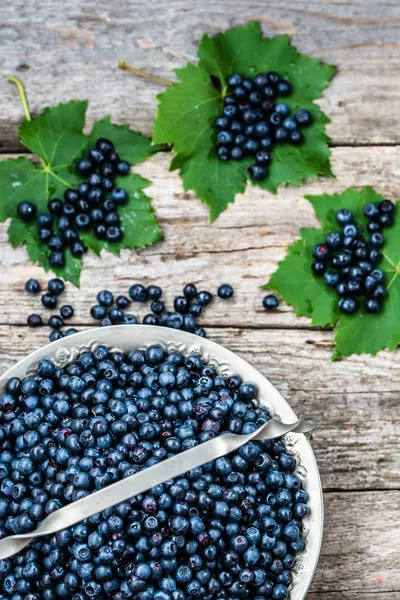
0, 325, 323, 600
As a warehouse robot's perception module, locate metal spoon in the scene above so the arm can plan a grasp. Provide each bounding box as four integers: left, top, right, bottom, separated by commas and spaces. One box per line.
0, 416, 316, 560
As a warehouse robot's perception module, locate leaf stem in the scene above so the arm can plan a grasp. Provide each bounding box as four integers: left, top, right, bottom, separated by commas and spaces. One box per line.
118, 62, 173, 86
6, 76, 31, 121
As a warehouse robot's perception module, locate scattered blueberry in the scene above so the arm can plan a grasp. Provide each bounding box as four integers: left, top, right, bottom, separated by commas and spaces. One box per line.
25, 279, 41, 295
263, 295, 279, 310
27, 313, 42, 327
47, 278, 65, 296
217, 284, 234, 299
60, 305, 74, 320
17, 200, 36, 222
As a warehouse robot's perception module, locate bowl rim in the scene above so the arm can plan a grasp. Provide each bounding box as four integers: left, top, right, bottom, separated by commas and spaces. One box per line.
0, 324, 323, 598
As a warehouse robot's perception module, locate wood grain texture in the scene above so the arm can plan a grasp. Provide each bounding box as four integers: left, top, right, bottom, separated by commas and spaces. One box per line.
0, 0, 400, 149
311, 491, 400, 594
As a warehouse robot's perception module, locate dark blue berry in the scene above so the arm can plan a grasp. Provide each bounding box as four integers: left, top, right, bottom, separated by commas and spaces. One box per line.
363, 203, 380, 219
248, 164, 267, 180
17, 201, 36, 221
217, 284, 234, 299
41, 293, 57, 309
338, 297, 357, 314
48, 315, 64, 330
263, 295, 279, 310
25, 279, 41, 294
47, 278, 65, 296
311, 261, 326, 275
294, 109, 312, 126
369, 232, 384, 248
129, 284, 147, 302
27, 314, 42, 327
365, 298, 382, 313
60, 305, 74, 319
335, 209, 353, 225
323, 271, 339, 287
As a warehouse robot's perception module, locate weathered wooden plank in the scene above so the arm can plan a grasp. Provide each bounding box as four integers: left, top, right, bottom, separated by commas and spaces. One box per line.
0, 1, 400, 149
0, 325, 399, 491
310, 491, 400, 594
0, 147, 399, 331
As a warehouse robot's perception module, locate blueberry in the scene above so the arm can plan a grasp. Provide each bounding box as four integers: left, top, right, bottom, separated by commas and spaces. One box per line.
263, 295, 279, 310
25, 279, 41, 295
289, 130, 303, 145
379, 213, 393, 227
323, 270, 339, 287
17, 200, 37, 221
129, 284, 147, 302
47, 278, 65, 296
48, 198, 63, 215
41, 293, 57, 310
363, 295, 381, 313
343, 223, 358, 237
335, 209, 353, 225
217, 284, 234, 299
338, 297, 357, 314
147, 285, 163, 300
174, 296, 188, 313
71, 240, 86, 257
108, 307, 124, 324
369, 232, 384, 248
312, 244, 330, 261
48, 315, 64, 330
48, 234, 64, 252
248, 164, 267, 180
65, 328, 78, 337
27, 314, 42, 327
214, 115, 231, 130
294, 109, 312, 127
363, 203, 380, 219
60, 305, 74, 319
97, 290, 114, 307
379, 199, 395, 214
111, 188, 128, 204
49, 251, 65, 268
311, 261, 326, 276
197, 291, 213, 306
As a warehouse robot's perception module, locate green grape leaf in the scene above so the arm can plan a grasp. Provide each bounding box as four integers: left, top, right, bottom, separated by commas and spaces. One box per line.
153, 21, 335, 221
0, 101, 161, 285
266, 187, 400, 359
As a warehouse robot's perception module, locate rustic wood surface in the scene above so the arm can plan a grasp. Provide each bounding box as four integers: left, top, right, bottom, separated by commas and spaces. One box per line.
0, 2, 399, 598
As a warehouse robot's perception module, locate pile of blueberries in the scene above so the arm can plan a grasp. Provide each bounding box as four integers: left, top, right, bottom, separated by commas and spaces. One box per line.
311, 200, 395, 314
26, 279, 280, 343
16, 138, 130, 268
0, 343, 308, 600
214, 72, 312, 180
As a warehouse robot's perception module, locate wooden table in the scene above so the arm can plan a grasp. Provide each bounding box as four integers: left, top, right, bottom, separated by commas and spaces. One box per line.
0, 2, 399, 597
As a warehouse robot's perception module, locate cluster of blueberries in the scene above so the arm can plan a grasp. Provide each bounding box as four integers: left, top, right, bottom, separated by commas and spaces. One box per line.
25, 278, 77, 340
26, 279, 280, 342
0, 344, 308, 599
214, 72, 312, 180
311, 200, 395, 314
16, 138, 131, 268
90, 283, 223, 338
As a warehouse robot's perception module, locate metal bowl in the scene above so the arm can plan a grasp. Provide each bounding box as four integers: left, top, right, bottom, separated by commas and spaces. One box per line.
0, 325, 323, 599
